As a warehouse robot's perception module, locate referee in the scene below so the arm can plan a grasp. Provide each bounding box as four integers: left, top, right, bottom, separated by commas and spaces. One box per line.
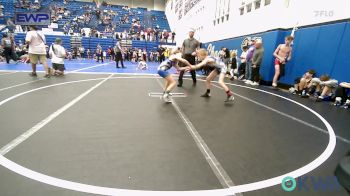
178, 28, 200, 87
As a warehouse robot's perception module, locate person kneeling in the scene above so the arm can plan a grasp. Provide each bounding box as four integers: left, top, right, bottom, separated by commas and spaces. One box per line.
49, 38, 66, 76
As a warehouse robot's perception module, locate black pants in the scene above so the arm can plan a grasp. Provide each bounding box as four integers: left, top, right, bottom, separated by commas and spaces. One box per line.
3, 48, 16, 63
178, 54, 196, 86
335, 86, 350, 103
238, 62, 246, 76
97, 53, 103, 62
115, 52, 124, 67
159, 55, 165, 62
251, 66, 260, 82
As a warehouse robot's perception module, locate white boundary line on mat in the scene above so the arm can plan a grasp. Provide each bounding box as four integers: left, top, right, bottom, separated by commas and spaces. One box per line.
0, 75, 336, 196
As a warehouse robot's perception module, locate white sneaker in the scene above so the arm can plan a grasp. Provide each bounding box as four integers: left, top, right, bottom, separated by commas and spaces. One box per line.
251, 82, 259, 86
245, 80, 252, 85
225, 94, 235, 102
162, 93, 168, 101
346, 99, 350, 105
162, 93, 172, 103
272, 83, 277, 87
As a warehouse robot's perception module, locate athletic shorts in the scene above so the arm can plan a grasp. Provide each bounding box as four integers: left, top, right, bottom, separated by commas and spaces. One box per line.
275, 58, 286, 76
52, 63, 65, 72
215, 65, 227, 74
158, 69, 170, 78
29, 54, 47, 64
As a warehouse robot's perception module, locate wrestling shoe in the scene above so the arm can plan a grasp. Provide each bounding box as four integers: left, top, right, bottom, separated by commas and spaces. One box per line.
225, 95, 235, 102
200, 92, 211, 98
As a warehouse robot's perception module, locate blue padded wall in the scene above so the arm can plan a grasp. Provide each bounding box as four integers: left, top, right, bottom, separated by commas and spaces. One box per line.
204, 21, 350, 85
329, 22, 350, 82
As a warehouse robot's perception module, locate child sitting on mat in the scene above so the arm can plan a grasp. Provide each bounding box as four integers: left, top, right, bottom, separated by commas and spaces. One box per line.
333, 82, 350, 108
137, 57, 148, 70
305, 75, 338, 102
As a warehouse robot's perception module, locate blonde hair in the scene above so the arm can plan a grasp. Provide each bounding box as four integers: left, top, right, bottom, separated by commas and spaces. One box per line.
171, 49, 181, 55
230, 50, 237, 58
197, 49, 208, 58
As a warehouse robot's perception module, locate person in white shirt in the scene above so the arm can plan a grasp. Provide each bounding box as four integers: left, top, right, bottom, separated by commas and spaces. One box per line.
140, 30, 145, 41
137, 58, 148, 70
25, 25, 50, 77
238, 46, 248, 80
49, 38, 66, 76
103, 50, 107, 60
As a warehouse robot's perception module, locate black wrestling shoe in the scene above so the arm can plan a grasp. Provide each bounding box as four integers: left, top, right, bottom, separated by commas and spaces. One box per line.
29, 72, 37, 77
200, 93, 211, 98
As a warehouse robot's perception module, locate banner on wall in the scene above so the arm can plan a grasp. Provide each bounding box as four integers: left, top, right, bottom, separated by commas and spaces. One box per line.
241, 36, 262, 50
177, 0, 183, 20
206, 43, 237, 58
175, 0, 179, 13
184, 0, 202, 16
15, 12, 51, 25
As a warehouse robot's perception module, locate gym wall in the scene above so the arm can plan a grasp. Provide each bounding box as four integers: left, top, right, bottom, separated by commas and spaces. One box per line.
202, 20, 350, 85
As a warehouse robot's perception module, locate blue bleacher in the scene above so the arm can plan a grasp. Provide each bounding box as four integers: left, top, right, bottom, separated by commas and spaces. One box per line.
13, 33, 72, 50
1, 0, 171, 33
0, 0, 14, 20
0, 0, 174, 51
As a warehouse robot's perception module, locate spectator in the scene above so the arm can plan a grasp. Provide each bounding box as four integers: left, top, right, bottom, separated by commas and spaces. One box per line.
292, 69, 316, 96
142, 49, 147, 62
223, 48, 230, 70
249, 40, 264, 86
137, 58, 148, 70
171, 31, 176, 43
103, 50, 107, 60
1, 33, 17, 64
163, 30, 169, 43
108, 46, 115, 61
49, 38, 66, 76
164, 48, 170, 59
238, 46, 248, 80
244, 39, 256, 84
158, 46, 165, 62
333, 82, 350, 108
229, 50, 237, 81
79, 46, 85, 59
96, 44, 103, 63
149, 51, 154, 62
308, 75, 338, 102
86, 48, 91, 59
25, 26, 50, 77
